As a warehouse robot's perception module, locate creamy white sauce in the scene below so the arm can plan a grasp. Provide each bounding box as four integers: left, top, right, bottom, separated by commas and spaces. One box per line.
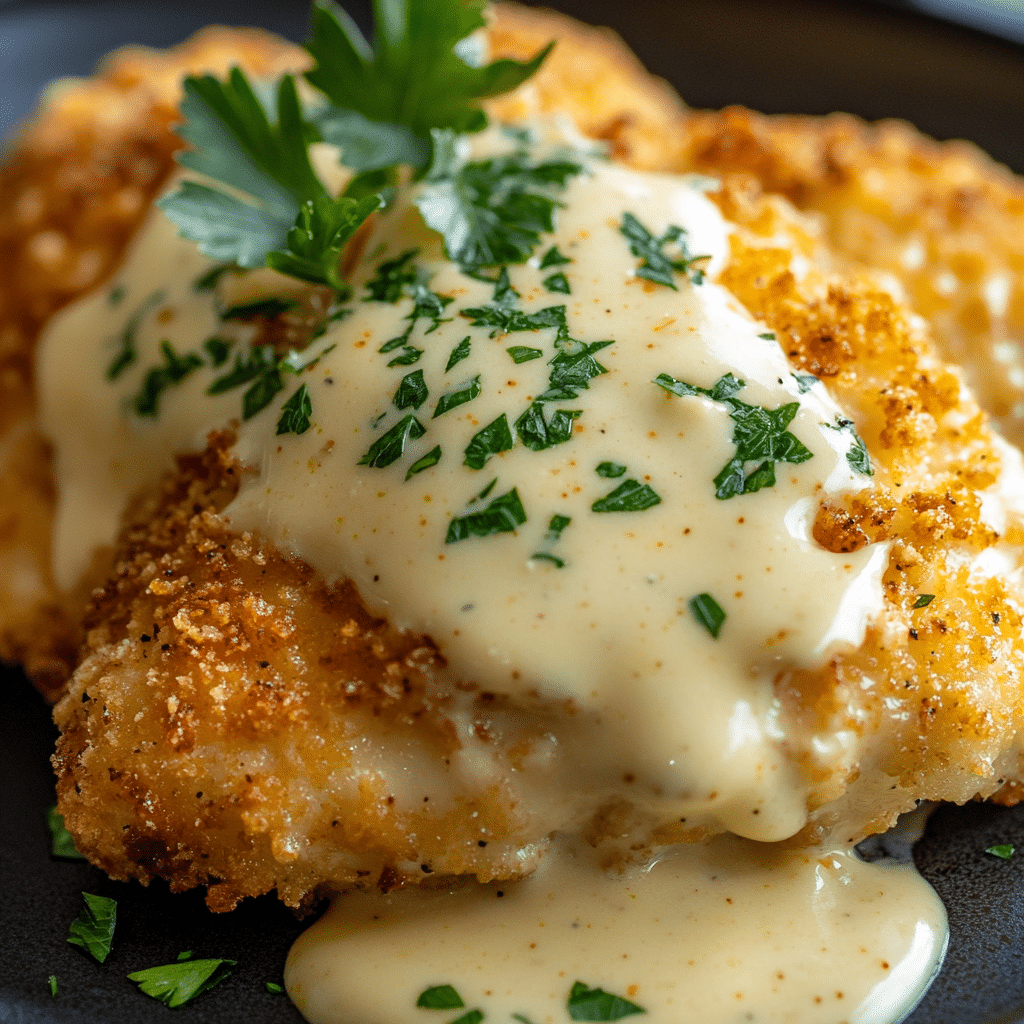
287, 836, 946, 1024
35, 120, 950, 1022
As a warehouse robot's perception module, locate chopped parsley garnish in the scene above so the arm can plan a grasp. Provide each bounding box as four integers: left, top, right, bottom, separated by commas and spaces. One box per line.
986, 843, 1015, 860
106, 291, 164, 380
530, 552, 565, 567
127, 958, 236, 1008
221, 297, 297, 322
276, 383, 313, 435
388, 345, 424, 366
380, 278, 454, 362
48, 975, 58, 997
540, 341, 612, 400
203, 336, 232, 366
66, 893, 117, 963
531, 513, 571, 568
107, 285, 126, 305
543, 271, 571, 294
689, 593, 726, 638
464, 413, 515, 469
539, 245, 571, 269
406, 445, 443, 480
913, 594, 935, 609
207, 345, 276, 395
758, 331, 776, 341
446, 335, 472, 371
359, 414, 427, 468
193, 263, 232, 292
546, 514, 571, 539
132, 341, 204, 417
654, 372, 813, 499
446, 486, 526, 542
417, 142, 582, 273
47, 806, 86, 860
619, 213, 708, 289
793, 373, 818, 393
394, 369, 430, 410
462, 272, 569, 337
177, 951, 193, 961
451, 1012, 484, 1024
596, 461, 627, 478
266, 982, 285, 994
825, 416, 873, 477
507, 345, 543, 363
433, 375, 481, 417
417, 984, 465, 1009
515, 403, 580, 451
592, 479, 662, 513
365, 250, 419, 303
567, 981, 646, 1021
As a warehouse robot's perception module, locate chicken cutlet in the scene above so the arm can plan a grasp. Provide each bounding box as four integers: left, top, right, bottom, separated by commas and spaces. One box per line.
1, 2, 1023, 933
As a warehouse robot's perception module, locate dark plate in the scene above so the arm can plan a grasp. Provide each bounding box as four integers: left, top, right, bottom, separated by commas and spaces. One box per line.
1, 1, 1023, 1022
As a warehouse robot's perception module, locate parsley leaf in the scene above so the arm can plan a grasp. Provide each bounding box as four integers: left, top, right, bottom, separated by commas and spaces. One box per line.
132, 341, 203, 417
266, 193, 383, 292
47, 806, 86, 860
365, 250, 419, 303
826, 417, 873, 477
266, 982, 285, 994
417, 984, 465, 1009
48, 976, 58, 998
540, 342, 611, 400
434, 375, 481, 417
304, 0, 552, 142
619, 212, 709, 288
127, 959, 236, 1008
446, 335, 472, 371
406, 444, 442, 480
914, 594, 935, 609
507, 345, 543, 363
221, 297, 296, 321
394, 369, 430, 410
592, 479, 662, 513
159, 70, 376, 292
689, 593, 726, 638
417, 141, 582, 272
986, 844, 1015, 860
203, 336, 232, 366
358, 414, 427, 468
654, 372, 813, 499
567, 981, 646, 1021
793, 373, 818, 393
106, 291, 164, 380
464, 413, 515, 469
546, 513, 571, 539
447, 486, 526, 542
539, 245, 571, 268
515, 403, 580, 451
543, 271, 571, 294
276, 383, 313, 435
596, 461, 626, 478
67, 893, 117, 963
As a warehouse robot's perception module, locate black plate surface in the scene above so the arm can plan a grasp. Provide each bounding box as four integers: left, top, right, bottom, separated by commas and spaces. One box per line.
1, 1, 1023, 1022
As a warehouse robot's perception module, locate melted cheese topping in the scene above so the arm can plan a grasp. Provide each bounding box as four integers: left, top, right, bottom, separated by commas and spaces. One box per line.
36, 122, 948, 1021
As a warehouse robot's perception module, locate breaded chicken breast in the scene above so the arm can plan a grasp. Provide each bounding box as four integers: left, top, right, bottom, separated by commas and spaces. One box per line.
3, 4, 1024, 915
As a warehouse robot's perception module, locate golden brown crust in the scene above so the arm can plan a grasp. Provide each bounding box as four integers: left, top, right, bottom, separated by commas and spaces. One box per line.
680, 107, 1024, 442
4, 5, 1024, 911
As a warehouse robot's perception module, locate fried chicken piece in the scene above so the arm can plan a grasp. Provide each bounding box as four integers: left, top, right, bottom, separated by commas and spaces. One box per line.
6, 6, 1024, 912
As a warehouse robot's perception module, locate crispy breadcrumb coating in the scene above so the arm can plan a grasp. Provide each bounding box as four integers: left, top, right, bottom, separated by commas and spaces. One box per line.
3, 4, 1024, 909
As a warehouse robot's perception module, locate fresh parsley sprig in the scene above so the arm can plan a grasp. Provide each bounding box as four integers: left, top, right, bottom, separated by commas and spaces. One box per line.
159, 70, 379, 294
127, 958, 236, 1008
305, 0, 552, 146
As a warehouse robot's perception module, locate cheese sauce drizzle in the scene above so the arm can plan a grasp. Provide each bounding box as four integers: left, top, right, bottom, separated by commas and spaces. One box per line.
37, 121, 948, 1022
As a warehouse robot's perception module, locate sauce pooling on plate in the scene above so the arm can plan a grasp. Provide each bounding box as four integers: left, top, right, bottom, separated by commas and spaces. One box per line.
37, 121, 948, 1021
